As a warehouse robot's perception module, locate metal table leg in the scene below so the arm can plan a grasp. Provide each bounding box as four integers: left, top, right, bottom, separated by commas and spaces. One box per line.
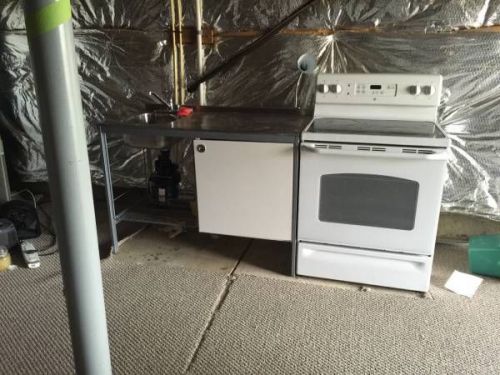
290, 139, 300, 277
99, 128, 119, 253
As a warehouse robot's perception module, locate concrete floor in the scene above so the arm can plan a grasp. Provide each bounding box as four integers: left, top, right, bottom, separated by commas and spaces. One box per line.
438, 212, 500, 240
113, 212, 500, 298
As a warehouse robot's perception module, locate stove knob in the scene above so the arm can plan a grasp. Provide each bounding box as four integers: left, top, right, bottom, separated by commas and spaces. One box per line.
328, 84, 342, 94
317, 84, 329, 94
421, 85, 435, 96
408, 85, 421, 96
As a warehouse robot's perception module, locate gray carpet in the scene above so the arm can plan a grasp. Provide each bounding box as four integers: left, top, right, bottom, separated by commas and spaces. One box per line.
0, 256, 229, 375
1, 244, 499, 375
187, 246, 500, 375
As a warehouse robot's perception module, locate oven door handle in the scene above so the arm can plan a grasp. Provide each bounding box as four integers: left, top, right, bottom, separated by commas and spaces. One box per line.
302, 144, 448, 161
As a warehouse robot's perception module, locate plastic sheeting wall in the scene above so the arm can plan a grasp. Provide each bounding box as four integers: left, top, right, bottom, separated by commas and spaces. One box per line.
0, 2, 171, 187
1, 1, 500, 220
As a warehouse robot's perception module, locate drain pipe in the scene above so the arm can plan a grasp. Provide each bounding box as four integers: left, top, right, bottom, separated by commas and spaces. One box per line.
23, 1, 112, 374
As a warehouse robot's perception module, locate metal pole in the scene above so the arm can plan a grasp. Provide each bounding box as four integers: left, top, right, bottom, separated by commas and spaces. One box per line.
195, 0, 206, 105
0, 137, 12, 203
23, 1, 112, 374
176, 0, 186, 104
169, 0, 179, 105
99, 129, 119, 253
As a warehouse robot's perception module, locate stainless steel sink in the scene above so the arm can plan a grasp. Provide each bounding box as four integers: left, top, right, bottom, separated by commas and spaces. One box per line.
122, 111, 179, 149
129, 112, 177, 124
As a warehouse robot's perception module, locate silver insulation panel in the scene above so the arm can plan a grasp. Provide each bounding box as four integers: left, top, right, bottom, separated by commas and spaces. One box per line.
1, 0, 500, 219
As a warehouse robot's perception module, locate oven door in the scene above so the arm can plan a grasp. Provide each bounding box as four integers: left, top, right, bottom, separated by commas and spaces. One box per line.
298, 143, 448, 255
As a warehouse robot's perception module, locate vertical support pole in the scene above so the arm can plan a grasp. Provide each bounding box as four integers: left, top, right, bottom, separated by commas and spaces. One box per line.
24, 1, 112, 374
195, 0, 206, 105
176, 0, 186, 104
169, 0, 179, 105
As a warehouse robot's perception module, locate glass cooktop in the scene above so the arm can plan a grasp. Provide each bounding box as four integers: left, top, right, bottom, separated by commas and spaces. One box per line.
304, 118, 450, 148
310, 118, 445, 138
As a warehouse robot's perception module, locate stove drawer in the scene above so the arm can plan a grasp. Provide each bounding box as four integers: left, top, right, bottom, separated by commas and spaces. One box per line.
297, 242, 433, 292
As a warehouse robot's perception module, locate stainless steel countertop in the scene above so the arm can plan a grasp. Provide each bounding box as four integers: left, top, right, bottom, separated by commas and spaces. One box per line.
100, 108, 312, 143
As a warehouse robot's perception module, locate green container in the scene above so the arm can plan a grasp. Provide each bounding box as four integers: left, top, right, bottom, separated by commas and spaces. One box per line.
469, 234, 500, 278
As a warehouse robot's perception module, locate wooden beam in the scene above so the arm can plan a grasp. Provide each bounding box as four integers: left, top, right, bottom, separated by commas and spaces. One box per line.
171, 23, 500, 46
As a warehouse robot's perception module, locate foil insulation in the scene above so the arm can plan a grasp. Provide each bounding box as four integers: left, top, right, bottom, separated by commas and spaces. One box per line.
0, 2, 171, 186
1, 0, 500, 219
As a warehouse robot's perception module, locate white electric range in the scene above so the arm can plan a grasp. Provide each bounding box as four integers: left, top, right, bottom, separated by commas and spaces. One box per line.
297, 74, 450, 292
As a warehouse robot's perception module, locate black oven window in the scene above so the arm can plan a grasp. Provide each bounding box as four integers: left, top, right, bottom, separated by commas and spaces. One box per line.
319, 174, 419, 230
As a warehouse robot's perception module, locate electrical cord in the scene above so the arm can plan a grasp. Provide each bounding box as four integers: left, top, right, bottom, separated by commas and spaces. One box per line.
295, 72, 304, 109
38, 240, 58, 256
36, 204, 58, 255
37, 204, 56, 236
11, 188, 37, 208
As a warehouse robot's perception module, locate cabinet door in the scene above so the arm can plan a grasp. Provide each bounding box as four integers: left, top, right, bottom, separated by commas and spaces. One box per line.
194, 140, 293, 241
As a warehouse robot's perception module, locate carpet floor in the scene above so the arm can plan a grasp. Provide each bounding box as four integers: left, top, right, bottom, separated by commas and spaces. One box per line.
0, 242, 499, 374
0, 256, 229, 375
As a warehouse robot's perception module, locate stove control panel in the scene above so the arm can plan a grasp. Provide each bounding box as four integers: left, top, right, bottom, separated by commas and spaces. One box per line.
355, 83, 397, 97
314, 74, 443, 121
316, 74, 442, 107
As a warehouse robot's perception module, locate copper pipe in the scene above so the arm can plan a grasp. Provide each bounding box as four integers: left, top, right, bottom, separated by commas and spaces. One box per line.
176, 0, 186, 104
214, 28, 336, 38
169, 0, 179, 105
195, 0, 206, 105
205, 23, 500, 41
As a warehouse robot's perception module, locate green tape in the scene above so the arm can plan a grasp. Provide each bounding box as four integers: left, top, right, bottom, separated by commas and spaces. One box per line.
25, 0, 72, 37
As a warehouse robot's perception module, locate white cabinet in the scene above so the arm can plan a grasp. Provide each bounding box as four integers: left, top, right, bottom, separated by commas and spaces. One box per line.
194, 140, 294, 241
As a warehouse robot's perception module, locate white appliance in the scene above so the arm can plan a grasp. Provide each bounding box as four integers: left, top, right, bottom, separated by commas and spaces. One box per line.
297, 74, 450, 292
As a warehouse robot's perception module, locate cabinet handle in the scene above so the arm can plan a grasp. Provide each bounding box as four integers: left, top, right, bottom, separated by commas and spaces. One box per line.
196, 144, 206, 153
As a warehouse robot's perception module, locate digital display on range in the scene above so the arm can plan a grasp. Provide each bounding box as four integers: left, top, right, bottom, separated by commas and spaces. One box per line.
370, 84, 382, 90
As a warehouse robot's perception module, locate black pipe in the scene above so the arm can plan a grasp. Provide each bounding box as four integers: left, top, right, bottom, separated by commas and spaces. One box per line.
187, 0, 319, 93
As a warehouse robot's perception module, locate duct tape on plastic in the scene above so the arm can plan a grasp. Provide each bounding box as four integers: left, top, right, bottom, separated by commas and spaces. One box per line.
25, 0, 72, 37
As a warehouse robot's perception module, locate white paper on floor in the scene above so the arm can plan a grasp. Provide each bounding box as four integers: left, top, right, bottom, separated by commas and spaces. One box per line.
444, 270, 483, 298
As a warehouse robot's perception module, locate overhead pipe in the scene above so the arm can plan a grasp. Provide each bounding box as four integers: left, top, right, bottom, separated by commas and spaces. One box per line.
23, 1, 112, 374
187, 0, 320, 93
